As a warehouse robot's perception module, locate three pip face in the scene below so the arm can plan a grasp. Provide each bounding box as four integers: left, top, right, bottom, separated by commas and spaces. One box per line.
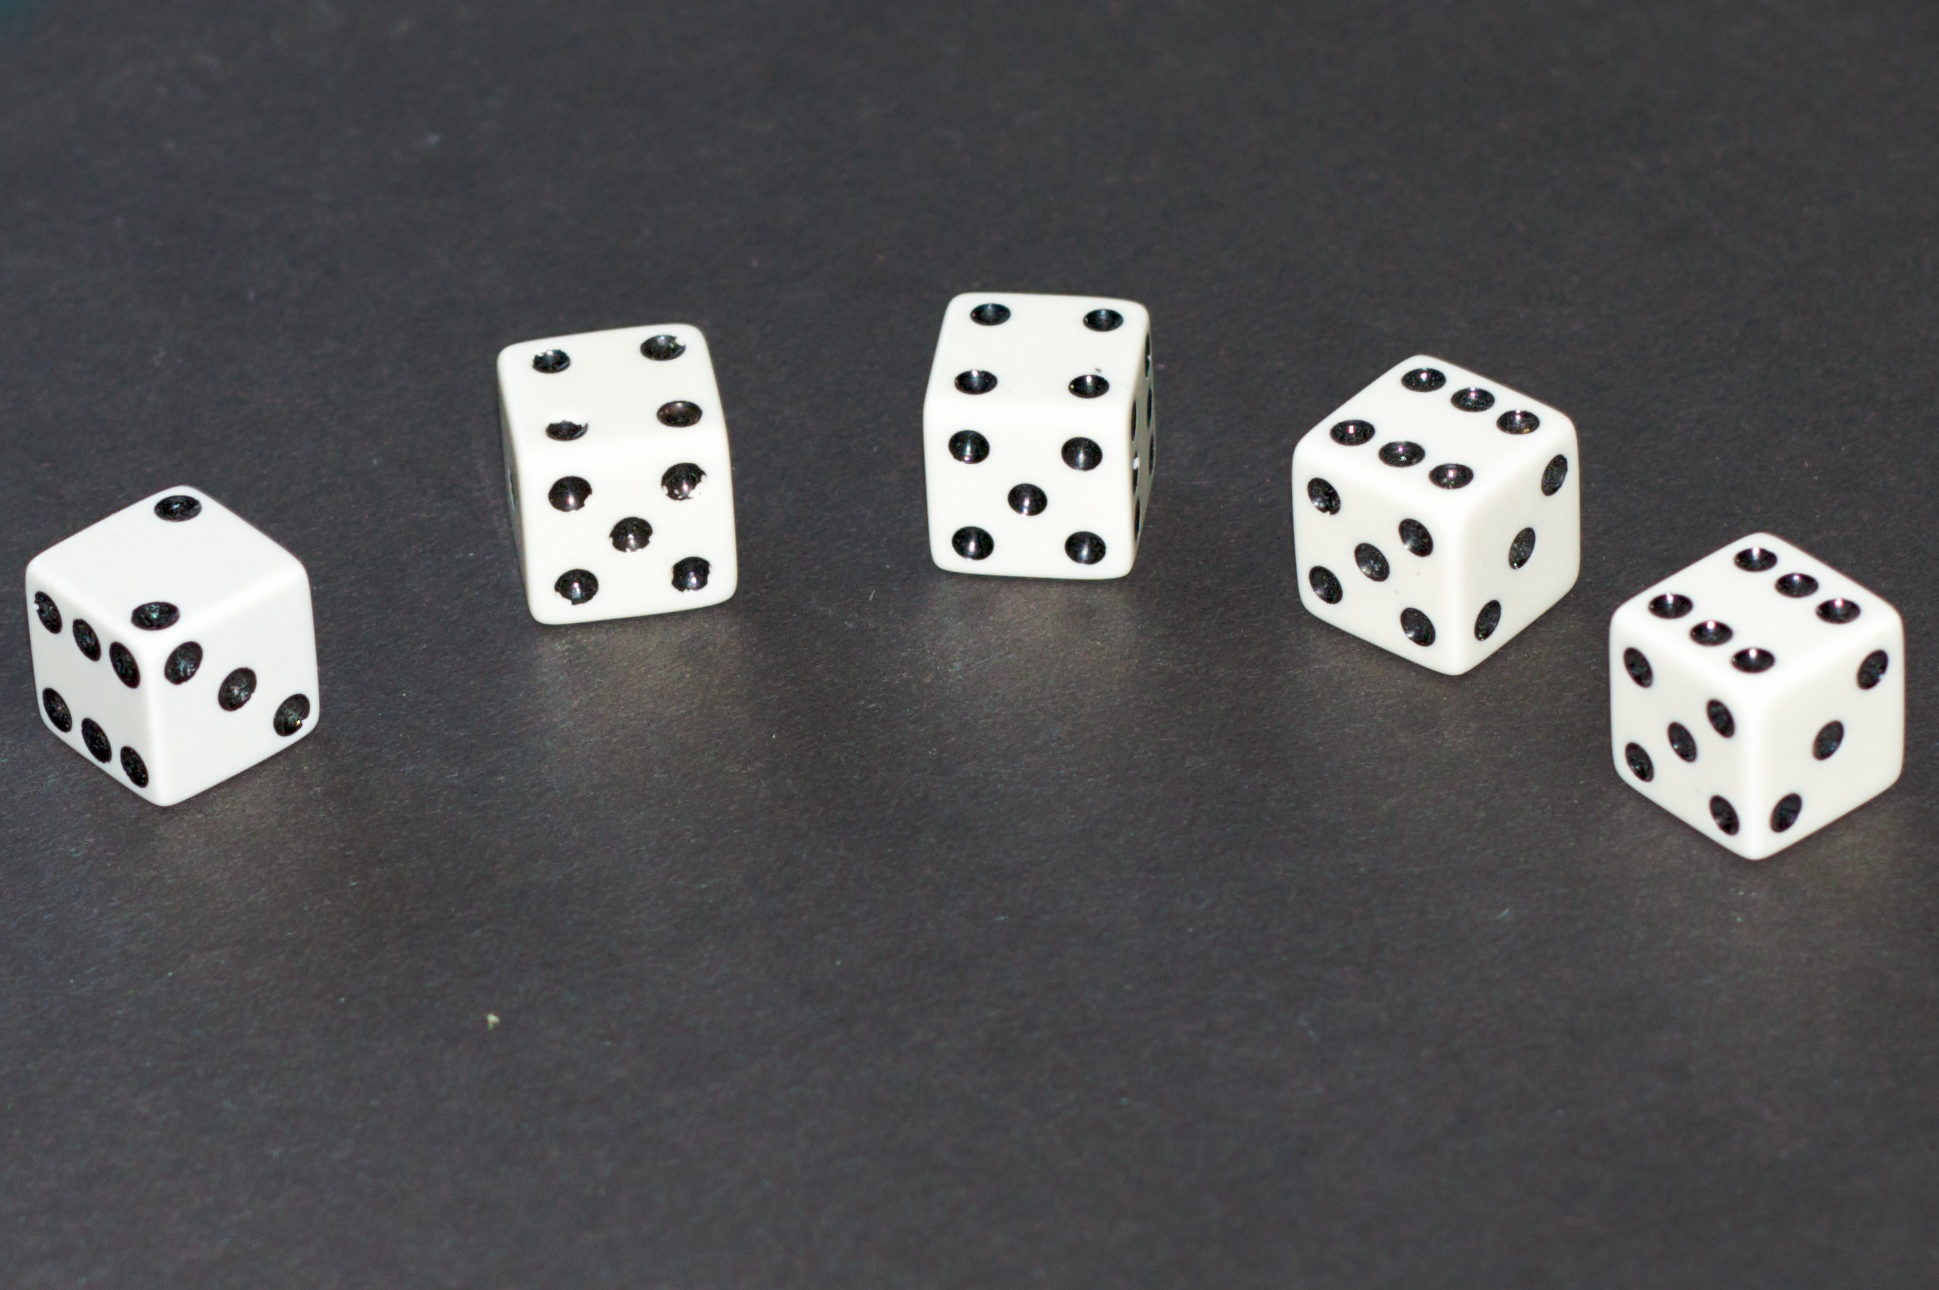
16, 294, 1909, 857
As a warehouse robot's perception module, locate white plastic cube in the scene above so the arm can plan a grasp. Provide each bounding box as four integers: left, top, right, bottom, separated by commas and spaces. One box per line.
1290, 355, 1581, 674
1609, 533, 1903, 860
497, 324, 738, 624
923, 292, 1154, 579
25, 486, 320, 806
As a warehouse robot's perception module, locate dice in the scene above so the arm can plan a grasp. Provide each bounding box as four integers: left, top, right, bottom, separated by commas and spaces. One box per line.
1291, 355, 1581, 674
1610, 534, 1903, 860
497, 324, 738, 623
923, 293, 1155, 579
25, 487, 319, 805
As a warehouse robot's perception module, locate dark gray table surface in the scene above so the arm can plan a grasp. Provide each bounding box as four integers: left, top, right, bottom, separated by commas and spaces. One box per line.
3, 0, 1937, 1284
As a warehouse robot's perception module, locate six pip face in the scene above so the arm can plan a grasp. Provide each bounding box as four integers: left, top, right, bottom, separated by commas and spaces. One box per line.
922, 293, 1155, 581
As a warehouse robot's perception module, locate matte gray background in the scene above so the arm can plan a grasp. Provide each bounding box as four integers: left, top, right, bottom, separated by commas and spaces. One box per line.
1, 0, 1935, 1284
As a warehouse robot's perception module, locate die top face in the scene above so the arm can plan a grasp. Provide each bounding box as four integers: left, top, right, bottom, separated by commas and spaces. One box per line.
497, 323, 725, 462
26, 486, 309, 626
925, 293, 1150, 420
1611, 532, 1901, 697
1292, 354, 1576, 511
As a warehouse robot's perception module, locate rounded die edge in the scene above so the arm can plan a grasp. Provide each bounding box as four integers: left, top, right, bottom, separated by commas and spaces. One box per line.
140, 485, 218, 521
1287, 424, 1384, 494
1704, 531, 1897, 608
32, 487, 230, 570
1600, 739, 1793, 860
1384, 355, 1575, 423
499, 324, 707, 369
1719, 815, 1824, 863
942, 291, 1149, 330
1299, 605, 1493, 676
269, 688, 322, 744
929, 530, 1137, 581
634, 323, 706, 360
523, 562, 740, 624
498, 326, 714, 412
1395, 635, 1491, 677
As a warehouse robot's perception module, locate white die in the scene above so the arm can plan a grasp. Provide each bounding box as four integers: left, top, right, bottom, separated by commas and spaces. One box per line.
922, 292, 1154, 579
497, 324, 738, 624
1290, 355, 1581, 674
25, 487, 320, 806
1609, 533, 1904, 860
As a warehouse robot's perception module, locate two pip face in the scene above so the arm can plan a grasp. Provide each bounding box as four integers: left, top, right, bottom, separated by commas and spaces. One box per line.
924, 293, 1155, 580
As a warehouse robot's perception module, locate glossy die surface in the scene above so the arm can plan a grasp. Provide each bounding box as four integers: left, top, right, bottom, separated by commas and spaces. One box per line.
497, 324, 738, 624
25, 486, 319, 806
923, 293, 1154, 580
1609, 533, 1903, 860
1291, 355, 1581, 675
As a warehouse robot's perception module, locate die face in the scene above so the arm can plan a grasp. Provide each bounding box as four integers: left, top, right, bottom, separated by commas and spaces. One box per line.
497, 324, 739, 624
24, 486, 320, 806
1609, 532, 1905, 859
923, 293, 1153, 579
1291, 355, 1581, 674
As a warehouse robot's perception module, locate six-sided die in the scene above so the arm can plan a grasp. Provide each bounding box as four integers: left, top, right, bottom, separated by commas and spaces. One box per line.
25, 486, 319, 806
498, 323, 739, 624
1291, 355, 1581, 675
1610, 533, 1903, 859
923, 292, 1155, 580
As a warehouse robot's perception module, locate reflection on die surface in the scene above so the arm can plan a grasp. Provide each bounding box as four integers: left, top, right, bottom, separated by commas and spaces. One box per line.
1610, 533, 1904, 860
25, 486, 320, 806
497, 323, 739, 625
923, 292, 1156, 581
1291, 355, 1582, 676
